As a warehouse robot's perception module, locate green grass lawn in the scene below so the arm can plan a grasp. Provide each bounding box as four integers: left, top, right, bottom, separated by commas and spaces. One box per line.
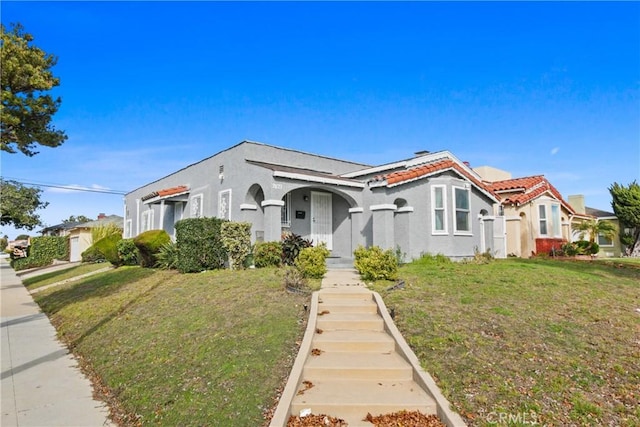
22, 262, 112, 290
31, 258, 639, 426
33, 266, 310, 426
369, 257, 640, 427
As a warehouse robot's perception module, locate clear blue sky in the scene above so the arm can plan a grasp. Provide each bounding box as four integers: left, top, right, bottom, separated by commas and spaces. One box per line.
2, 1, 639, 240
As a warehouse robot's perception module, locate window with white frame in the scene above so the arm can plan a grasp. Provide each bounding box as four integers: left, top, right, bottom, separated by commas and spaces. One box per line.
218, 189, 231, 220
539, 205, 548, 236
141, 209, 154, 233
431, 185, 447, 234
453, 186, 471, 233
190, 194, 203, 218
281, 193, 291, 227
124, 219, 132, 238
551, 204, 561, 237
598, 233, 614, 246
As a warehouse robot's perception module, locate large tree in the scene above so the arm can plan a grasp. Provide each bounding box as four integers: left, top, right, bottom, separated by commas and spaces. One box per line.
609, 181, 640, 257
0, 179, 49, 230
1, 23, 67, 156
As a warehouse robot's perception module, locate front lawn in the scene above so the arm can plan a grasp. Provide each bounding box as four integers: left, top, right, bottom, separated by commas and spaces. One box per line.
33, 266, 309, 426
370, 257, 640, 426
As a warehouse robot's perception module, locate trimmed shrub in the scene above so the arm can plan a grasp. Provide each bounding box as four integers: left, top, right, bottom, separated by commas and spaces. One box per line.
253, 241, 282, 268
155, 242, 179, 270
561, 242, 579, 256
134, 230, 171, 268
94, 234, 123, 266
354, 245, 398, 281
10, 236, 68, 271
82, 245, 106, 263
296, 244, 330, 279
575, 240, 599, 255
117, 238, 139, 266
282, 233, 312, 266
175, 217, 227, 273
221, 221, 252, 270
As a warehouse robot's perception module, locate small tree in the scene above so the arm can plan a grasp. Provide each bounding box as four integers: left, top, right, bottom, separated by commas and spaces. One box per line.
0, 179, 48, 230
610, 181, 640, 256
571, 219, 618, 244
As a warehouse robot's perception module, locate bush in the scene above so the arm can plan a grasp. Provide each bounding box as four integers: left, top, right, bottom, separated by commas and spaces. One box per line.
134, 230, 171, 268
155, 242, 179, 270
221, 221, 252, 270
117, 238, 139, 266
94, 234, 123, 266
282, 233, 312, 266
282, 265, 308, 292
175, 218, 227, 273
354, 245, 398, 281
253, 241, 282, 268
82, 245, 106, 263
415, 252, 452, 265
296, 244, 330, 279
10, 236, 68, 271
561, 242, 579, 256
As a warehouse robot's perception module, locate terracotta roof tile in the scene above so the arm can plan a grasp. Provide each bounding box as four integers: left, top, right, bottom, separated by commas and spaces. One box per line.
487, 176, 575, 214
142, 185, 189, 201
372, 159, 497, 198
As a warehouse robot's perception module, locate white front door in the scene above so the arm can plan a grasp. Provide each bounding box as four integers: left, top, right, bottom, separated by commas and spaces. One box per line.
70, 237, 80, 262
311, 191, 332, 250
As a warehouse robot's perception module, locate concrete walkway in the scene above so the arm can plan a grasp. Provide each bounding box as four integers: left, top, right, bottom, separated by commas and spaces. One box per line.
1, 260, 113, 427
270, 269, 466, 427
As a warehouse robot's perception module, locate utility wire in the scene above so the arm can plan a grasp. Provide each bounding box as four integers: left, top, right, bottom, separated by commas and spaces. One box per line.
1, 177, 128, 195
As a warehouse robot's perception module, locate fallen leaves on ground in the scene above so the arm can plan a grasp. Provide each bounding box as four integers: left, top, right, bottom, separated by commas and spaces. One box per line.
365, 410, 445, 426
287, 414, 348, 426
296, 380, 315, 395
311, 348, 323, 356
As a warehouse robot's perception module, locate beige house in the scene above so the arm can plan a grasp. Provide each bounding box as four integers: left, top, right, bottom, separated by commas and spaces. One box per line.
568, 195, 622, 258
476, 167, 576, 257
67, 214, 123, 262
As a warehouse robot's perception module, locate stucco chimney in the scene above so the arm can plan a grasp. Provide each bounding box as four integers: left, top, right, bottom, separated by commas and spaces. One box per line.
567, 195, 586, 215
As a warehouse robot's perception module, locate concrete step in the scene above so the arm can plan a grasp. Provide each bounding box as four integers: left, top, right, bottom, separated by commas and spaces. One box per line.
290, 379, 437, 426
316, 312, 384, 331
319, 288, 372, 299
318, 299, 378, 314
303, 351, 412, 380
312, 330, 396, 353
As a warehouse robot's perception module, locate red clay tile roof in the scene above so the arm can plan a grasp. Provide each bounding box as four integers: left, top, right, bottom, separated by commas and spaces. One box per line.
141, 185, 189, 201
373, 159, 497, 198
486, 176, 575, 214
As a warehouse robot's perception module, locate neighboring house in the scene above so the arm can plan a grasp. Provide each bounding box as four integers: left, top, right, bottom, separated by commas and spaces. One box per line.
124, 141, 506, 261
40, 221, 83, 237
67, 214, 124, 262
568, 194, 623, 258
478, 168, 576, 257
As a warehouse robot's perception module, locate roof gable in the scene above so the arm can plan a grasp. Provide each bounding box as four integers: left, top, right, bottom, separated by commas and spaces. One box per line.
487, 176, 575, 214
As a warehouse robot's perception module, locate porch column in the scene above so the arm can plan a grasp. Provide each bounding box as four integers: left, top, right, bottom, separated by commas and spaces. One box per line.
349, 207, 365, 252
395, 206, 413, 259
370, 204, 397, 250
261, 199, 284, 242
240, 204, 259, 242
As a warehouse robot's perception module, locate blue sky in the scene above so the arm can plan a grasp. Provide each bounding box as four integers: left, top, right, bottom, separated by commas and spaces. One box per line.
1, 1, 639, 239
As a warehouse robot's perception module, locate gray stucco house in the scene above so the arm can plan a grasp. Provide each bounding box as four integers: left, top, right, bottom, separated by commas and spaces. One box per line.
124, 141, 506, 261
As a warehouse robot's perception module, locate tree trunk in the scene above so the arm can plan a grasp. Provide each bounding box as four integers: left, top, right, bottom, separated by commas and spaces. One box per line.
628, 230, 640, 257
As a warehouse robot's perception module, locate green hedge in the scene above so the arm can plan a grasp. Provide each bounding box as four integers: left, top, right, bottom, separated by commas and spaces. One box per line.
221, 222, 252, 270
94, 234, 123, 266
296, 244, 330, 279
175, 217, 227, 273
354, 245, 398, 281
253, 241, 282, 268
134, 230, 171, 268
117, 238, 139, 266
11, 236, 68, 271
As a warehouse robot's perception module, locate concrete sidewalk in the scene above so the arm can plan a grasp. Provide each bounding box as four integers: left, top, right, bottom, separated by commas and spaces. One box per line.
1, 260, 113, 427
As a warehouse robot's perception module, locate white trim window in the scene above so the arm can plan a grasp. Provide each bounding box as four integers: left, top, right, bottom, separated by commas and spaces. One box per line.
453, 186, 471, 234
124, 219, 132, 238
551, 204, 561, 237
191, 194, 203, 218
281, 193, 291, 228
141, 209, 154, 233
431, 185, 448, 234
218, 189, 232, 220
539, 205, 548, 236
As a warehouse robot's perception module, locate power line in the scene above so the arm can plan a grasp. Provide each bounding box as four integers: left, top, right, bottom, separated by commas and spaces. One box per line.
1, 177, 128, 195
